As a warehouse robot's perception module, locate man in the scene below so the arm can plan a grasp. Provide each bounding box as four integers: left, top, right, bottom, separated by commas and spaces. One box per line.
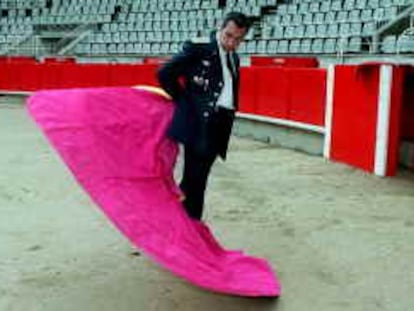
158, 12, 251, 220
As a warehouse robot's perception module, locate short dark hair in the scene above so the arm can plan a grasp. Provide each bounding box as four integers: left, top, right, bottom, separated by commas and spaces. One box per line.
221, 12, 252, 31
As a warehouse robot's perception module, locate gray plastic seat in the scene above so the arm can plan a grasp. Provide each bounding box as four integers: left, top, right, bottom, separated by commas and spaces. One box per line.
397, 34, 414, 53
368, 0, 380, 9
362, 22, 376, 35
324, 38, 337, 53
331, 0, 342, 11
134, 43, 142, 53
281, 15, 292, 26
317, 24, 328, 37
277, 40, 289, 53
272, 26, 284, 39
339, 23, 351, 37
350, 23, 362, 36
311, 38, 324, 53
262, 26, 272, 39
320, 1, 331, 12
108, 43, 116, 54
298, 3, 309, 14
117, 43, 125, 54
309, 2, 319, 13
344, 0, 355, 10
288, 4, 298, 14
348, 10, 361, 23
348, 37, 362, 52
361, 9, 373, 22
381, 35, 396, 53
246, 40, 257, 53
314, 12, 324, 24
303, 13, 313, 25
337, 37, 349, 52
300, 39, 312, 53
325, 11, 336, 24
267, 40, 278, 53
257, 40, 267, 53
305, 25, 316, 38
374, 8, 386, 21
356, 0, 367, 9
327, 24, 339, 37
289, 39, 301, 53
284, 26, 295, 38
125, 43, 134, 54
128, 32, 138, 42
337, 11, 348, 23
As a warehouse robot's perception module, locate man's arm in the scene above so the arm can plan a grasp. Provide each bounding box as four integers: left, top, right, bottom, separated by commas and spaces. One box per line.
157, 41, 198, 101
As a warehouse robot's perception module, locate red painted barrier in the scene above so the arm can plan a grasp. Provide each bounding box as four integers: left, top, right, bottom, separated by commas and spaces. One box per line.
330, 65, 380, 172
85, 64, 113, 87
18, 63, 45, 91
0, 62, 325, 128
0, 62, 161, 91
255, 67, 290, 119
288, 69, 326, 126
251, 56, 319, 68
0, 63, 12, 89
239, 67, 257, 113
243, 67, 326, 126
43, 63, 67, 89
0, 56, 37, 64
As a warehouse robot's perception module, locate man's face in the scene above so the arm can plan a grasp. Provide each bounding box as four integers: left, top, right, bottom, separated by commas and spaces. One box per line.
218, 21, 247, 52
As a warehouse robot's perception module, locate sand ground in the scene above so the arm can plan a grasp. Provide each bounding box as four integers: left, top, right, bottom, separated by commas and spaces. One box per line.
1, 99, 414, 311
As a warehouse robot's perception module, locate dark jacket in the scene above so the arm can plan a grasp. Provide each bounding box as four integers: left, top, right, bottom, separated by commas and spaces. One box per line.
157, 32, 240, 159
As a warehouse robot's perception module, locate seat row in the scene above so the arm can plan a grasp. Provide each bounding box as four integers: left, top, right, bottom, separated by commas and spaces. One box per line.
116, 9, 224, 22
382, 34, 414, 53
285, 0, 412, 13
263, 22, 380, 39
86, 31, 199, 44
264, 7, 401, 27
240, 37, 365, 54
101, 20, 219, 33
75, 41, 181, 54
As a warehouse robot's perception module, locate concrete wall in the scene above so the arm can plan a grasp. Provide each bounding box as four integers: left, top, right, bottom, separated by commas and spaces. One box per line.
233, 116, 324, 156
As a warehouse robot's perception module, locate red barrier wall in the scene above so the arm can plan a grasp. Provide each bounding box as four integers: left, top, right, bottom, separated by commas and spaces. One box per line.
255, 67, 290, 119
0, 60, 325, 127
250, 56, 319, 68
288, 69, 326, 126
239, 67, 257, 113
0, 62, 159, 90
330, 65, 380, 172
239, 67, 326, 126
0, 62, 325, 127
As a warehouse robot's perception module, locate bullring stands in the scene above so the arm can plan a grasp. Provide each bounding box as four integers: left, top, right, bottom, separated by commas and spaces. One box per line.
0, 0, 413, 57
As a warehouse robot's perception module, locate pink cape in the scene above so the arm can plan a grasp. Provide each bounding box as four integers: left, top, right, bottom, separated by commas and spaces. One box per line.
27, 87, 281, 297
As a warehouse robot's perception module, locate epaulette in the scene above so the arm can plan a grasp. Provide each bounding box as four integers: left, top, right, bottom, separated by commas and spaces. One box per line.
190, 36, 210, 44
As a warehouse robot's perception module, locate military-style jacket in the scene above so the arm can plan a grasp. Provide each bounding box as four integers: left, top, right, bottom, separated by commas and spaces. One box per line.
157, 31, 240, 159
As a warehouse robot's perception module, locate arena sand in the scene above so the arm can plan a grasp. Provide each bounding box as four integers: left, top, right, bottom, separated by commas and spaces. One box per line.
1, 100, 414, 311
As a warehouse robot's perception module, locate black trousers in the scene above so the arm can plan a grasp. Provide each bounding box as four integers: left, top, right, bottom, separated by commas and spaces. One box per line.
180, 147, 216, 220
179, 107, 234, 220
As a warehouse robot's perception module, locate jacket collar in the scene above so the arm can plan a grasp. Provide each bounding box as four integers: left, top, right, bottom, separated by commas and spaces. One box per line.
209, 30, 220, 56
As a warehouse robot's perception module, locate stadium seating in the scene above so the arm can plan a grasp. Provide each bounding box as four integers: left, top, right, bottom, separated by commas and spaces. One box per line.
0, 0, 413, 56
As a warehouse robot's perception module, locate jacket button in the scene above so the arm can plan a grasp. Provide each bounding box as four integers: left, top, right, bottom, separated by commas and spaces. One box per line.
203, 111, 209, 117
214, 92, 219, 97
218, 82, 223, 87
